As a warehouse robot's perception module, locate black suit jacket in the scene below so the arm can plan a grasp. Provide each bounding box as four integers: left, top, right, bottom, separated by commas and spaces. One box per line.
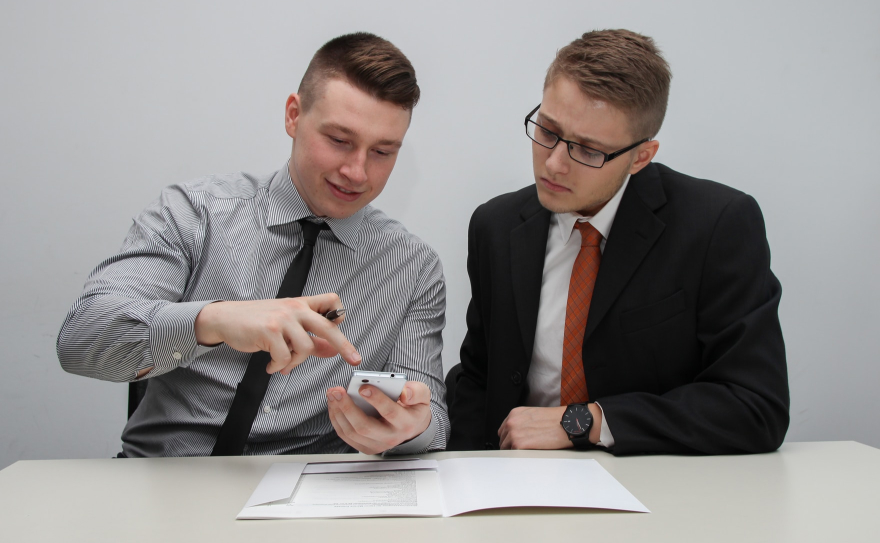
448, 163, 789, 455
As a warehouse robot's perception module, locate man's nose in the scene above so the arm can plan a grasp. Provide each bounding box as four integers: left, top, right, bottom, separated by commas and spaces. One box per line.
545, 142, 571, 175
340, 151, 368, 184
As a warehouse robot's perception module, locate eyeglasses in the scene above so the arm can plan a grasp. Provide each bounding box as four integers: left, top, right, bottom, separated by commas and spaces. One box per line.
524, 104, 648, 168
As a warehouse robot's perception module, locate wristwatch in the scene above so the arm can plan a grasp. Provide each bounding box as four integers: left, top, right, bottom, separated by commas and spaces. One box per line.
560, 403, 594, 449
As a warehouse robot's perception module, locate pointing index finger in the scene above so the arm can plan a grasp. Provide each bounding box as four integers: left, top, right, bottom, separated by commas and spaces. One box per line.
300, 310, 361, 366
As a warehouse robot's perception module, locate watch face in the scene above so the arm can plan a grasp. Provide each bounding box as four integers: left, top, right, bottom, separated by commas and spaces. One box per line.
561, 404, 592, 437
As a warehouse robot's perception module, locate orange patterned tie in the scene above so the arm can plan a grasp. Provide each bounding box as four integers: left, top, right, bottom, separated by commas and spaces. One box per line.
560, 221, 603, 406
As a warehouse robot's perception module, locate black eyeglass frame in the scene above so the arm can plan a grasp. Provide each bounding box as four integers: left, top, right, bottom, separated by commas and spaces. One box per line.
524, 104, 649, 168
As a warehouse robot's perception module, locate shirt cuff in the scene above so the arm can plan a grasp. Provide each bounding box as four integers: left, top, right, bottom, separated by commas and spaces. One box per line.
594, 401, 615, 448
146, 300, 219, 376
382, 412, 438, 456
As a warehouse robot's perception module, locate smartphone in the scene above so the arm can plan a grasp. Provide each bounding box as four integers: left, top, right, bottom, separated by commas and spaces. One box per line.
346, 370, 408, 417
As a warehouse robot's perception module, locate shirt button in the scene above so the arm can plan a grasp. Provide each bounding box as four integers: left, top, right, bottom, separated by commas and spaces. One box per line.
172, 352, 182, 360
510, 371, 522, 385
263, 405, 272, 413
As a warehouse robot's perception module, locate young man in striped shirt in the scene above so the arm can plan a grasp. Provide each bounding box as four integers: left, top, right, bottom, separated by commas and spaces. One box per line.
58, 33, 448, 457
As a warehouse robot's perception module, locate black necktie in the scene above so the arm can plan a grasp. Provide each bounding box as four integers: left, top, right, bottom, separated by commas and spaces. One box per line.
212, 218, 328, 456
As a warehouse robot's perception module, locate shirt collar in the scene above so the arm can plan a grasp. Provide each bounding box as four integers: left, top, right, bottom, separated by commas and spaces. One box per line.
554, 174, 631, 244
266, 160, 364, 251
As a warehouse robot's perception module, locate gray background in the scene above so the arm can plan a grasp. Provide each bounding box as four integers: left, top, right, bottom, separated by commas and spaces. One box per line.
1, 0, 878, 470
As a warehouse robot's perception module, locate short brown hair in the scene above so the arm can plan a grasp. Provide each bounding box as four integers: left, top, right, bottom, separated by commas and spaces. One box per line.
298, 32, 420, 112
545, 29, 671, 140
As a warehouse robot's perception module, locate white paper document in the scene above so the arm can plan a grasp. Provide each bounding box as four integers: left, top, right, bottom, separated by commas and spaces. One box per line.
238, 457, 649, 519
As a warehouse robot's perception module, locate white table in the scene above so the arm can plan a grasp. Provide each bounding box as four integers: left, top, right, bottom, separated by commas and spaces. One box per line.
1, 441, 877, 542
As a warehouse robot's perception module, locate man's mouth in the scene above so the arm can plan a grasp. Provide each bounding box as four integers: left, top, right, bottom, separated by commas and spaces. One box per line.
540, 176, 570, 193
326, 179, 362, 201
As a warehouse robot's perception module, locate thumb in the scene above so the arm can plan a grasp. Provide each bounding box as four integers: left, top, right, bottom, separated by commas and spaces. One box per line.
399, 381, 431, 406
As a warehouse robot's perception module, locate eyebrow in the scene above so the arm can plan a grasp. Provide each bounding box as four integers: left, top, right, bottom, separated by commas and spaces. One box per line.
537, 112, 610, 150
322, 122, 403, 148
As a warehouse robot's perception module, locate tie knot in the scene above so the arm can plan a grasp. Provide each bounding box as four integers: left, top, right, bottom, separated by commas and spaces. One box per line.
574, 221, 603, 247
299, 218, 328, 247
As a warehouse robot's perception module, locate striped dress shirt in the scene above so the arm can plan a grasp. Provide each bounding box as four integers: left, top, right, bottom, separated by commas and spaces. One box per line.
58, 163, 448, 456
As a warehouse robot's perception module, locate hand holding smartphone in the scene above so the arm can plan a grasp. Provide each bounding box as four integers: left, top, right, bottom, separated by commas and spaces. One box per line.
346, 370, 408, 417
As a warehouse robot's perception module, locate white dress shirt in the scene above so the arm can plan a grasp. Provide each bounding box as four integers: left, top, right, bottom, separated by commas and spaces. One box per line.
526, 175, 631, 447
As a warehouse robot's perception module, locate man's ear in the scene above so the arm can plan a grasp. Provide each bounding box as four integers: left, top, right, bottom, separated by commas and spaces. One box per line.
285, 93, 302, 138
628, 140, 660, 175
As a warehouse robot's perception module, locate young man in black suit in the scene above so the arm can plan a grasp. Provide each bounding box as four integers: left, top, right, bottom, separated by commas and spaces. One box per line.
448, 30, 789, 455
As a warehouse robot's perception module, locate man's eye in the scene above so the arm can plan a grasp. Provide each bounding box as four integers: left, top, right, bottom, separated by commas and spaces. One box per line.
572, 145, 604, 160
329, 136, 348, 145
374, 149, 393, 157
571, 145, 602, 158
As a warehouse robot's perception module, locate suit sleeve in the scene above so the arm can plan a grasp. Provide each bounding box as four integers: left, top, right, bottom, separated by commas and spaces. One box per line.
448, 205, 492, 450
599, 193, 790, 455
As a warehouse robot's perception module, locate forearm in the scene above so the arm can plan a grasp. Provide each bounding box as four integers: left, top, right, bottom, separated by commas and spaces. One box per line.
599, 379, 789, 455
58, 293, 216, 382
384, 253, 449, 453
448, 368, 490, 450
448, 259, 490, 450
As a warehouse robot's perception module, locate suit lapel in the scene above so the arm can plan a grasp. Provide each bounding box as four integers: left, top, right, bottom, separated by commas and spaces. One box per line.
584, 164, 667, 343
510, 190, 551, 362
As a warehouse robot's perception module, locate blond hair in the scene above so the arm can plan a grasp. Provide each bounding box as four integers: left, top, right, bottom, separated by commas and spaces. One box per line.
545, 29, 671, 139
